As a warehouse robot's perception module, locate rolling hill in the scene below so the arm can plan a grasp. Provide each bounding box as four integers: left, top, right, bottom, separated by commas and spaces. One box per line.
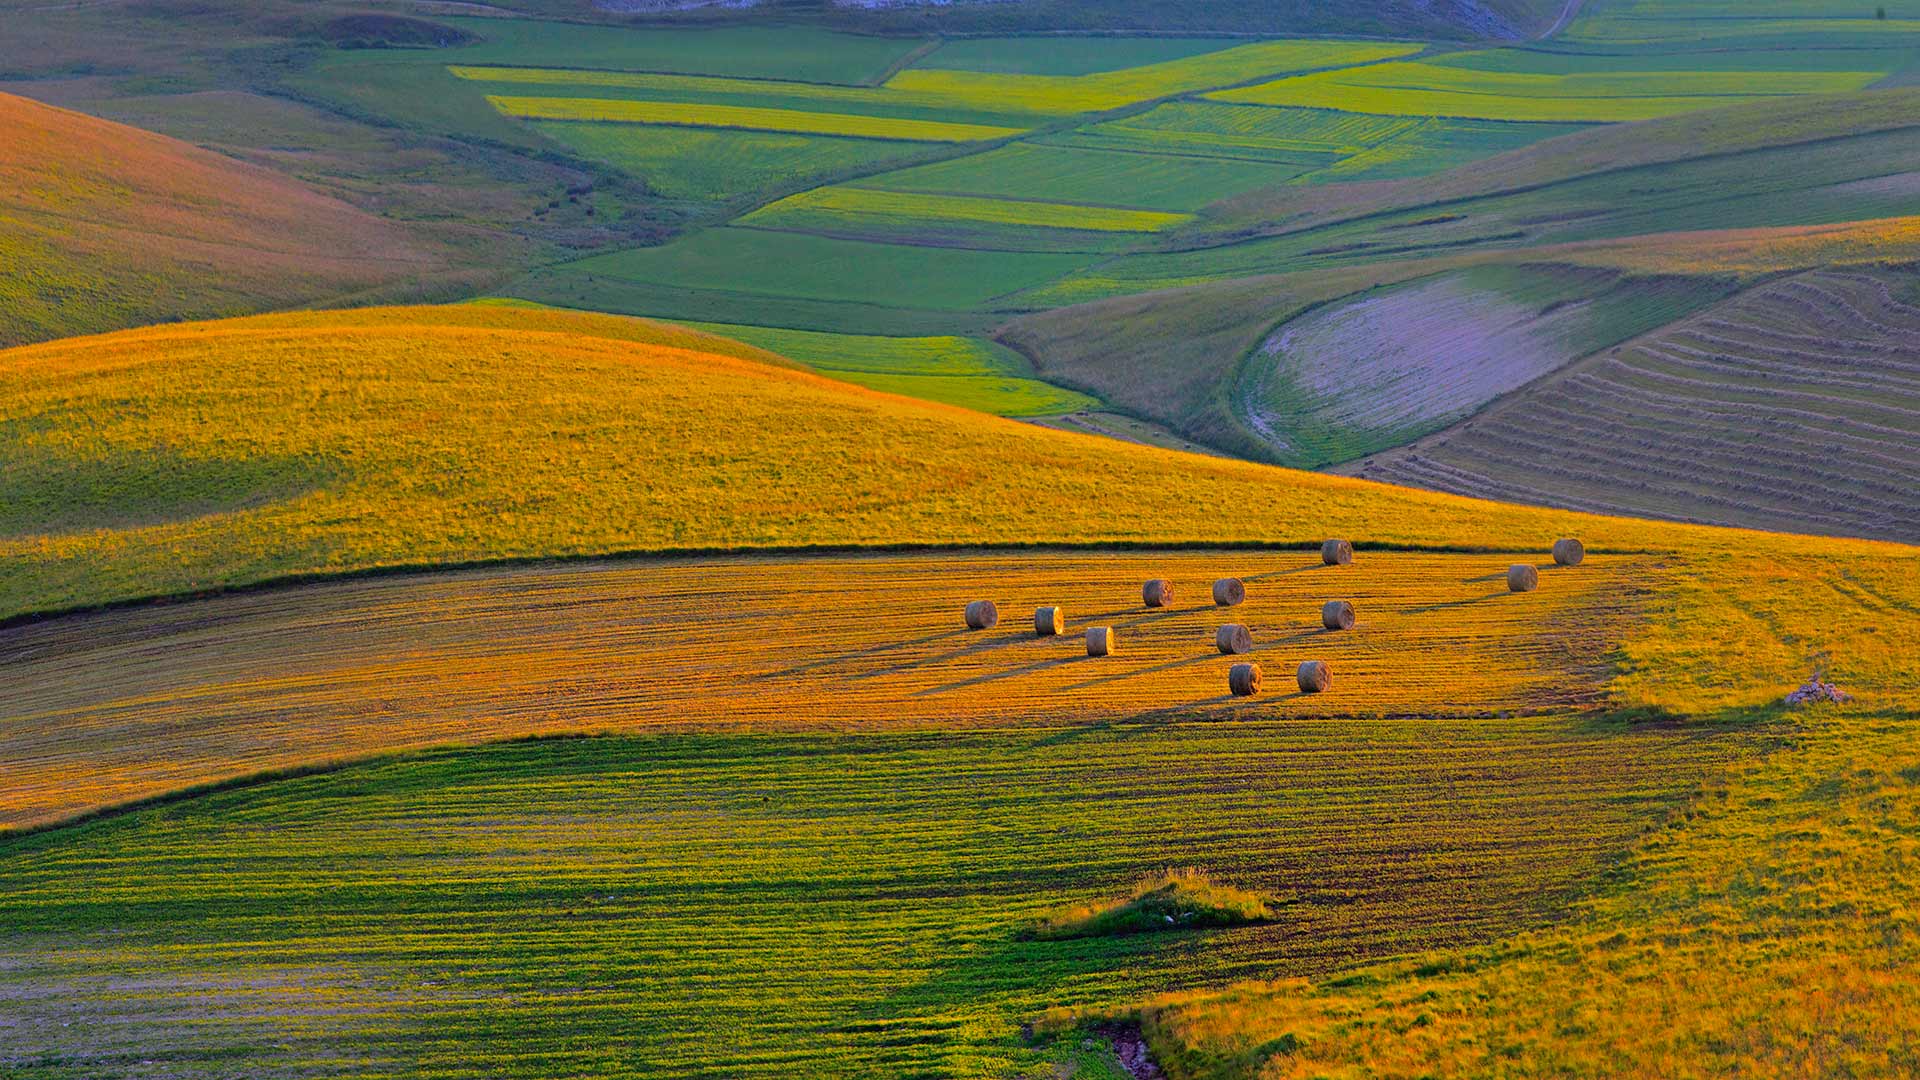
0, 301, 1892, 624
0, 92, 453, 347
0, 303, 1913, 1078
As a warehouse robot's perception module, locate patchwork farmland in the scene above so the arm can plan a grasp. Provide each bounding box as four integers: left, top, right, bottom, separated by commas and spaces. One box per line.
5, 1, 1920, 1077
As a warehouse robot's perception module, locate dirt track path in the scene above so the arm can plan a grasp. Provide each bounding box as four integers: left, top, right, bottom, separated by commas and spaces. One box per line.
1541, 0, 1587, 39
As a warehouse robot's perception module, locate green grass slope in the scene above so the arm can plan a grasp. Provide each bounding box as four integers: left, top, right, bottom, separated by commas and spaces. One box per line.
0, 92, 451, 347
0, 720, 1745, 1077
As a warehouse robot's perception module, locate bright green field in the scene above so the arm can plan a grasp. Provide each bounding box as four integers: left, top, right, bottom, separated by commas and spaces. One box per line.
1212, 56, 1887, 122
915, 35, 1240, 76
683, 321, 1100, 416
0, 721, 1742, 1077
437, 18, 925, 85
553, 229, 1090, 311
529, 123, 927, 202
858, 142, 1297, 213
1048, 102, 1585, 184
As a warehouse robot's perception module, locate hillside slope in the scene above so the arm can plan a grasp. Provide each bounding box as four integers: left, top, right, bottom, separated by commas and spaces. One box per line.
3, 302, 1892, 623
1345, 269, 1920, 541
0, 92, 450, 347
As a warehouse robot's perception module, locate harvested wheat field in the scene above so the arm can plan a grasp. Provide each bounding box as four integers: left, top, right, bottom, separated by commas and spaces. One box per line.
1, 548, 1632, 831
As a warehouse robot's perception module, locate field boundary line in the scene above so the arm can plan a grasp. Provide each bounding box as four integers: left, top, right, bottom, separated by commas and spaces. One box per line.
0, 538, 1685, 632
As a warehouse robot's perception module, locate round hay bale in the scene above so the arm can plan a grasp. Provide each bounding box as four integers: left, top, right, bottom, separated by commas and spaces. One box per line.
1552, 538, 1586, 567
1086, 626, 1116, 657
1229, 662, 1262, 697
1211, 577, 1246, 607
963, 600, 999, 630
1034, 606, 1064, 637
1321, 599, 1355, 631
1507, 564, 1540, 593
1142, 579, 1174, 608
1322, 539, 1353, 566
1296, 659, 1332, 694
1215, 623, 1253, 655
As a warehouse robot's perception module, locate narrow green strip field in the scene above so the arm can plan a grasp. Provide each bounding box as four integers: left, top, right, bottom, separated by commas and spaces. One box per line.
0, 720, 1746, 1077
745, 186, 1192, 233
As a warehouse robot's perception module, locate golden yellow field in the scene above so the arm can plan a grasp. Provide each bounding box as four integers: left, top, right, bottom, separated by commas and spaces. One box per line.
485, 94, 1026, 141
3, 305, 1913, 742
1, 548, 1646, 829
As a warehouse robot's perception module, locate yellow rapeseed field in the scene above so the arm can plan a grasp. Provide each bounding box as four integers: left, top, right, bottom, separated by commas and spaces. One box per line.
485, 95, 1025, 141
740, 185, 1194, 232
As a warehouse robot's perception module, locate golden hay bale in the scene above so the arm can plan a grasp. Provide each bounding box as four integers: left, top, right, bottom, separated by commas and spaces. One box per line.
1142, 579, 1174, 608
1212, 578, 1246, 607
964, 600, 999, 630
1215, 623, 1253, 655
1322, 539, 1353, 566
1296, 659, 1332, 694
1086, 626, 1116, 657
1553, 538, 1586, 567
1507, 564, 1540, 593
1321, 600, 1355, 631
1034, 606, 1065, 637
1229, 662, 1262, 697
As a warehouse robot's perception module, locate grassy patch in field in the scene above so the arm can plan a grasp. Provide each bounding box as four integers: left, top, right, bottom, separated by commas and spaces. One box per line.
1073, 699, 1920, 1080
556, 228, 1090, 309
0, 717, 1747, 1074
1034, 870, 1272, 940
1211, 55, 1886, 122
525, 122, 926, 201
917, 35, 1242, 76
683, 321, 1099, 416
857, 142, 1296, 213
488, 95, 1024, 142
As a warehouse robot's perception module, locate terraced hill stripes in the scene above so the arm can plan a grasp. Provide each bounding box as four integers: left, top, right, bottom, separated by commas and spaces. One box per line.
1350, 270, 1920, 541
